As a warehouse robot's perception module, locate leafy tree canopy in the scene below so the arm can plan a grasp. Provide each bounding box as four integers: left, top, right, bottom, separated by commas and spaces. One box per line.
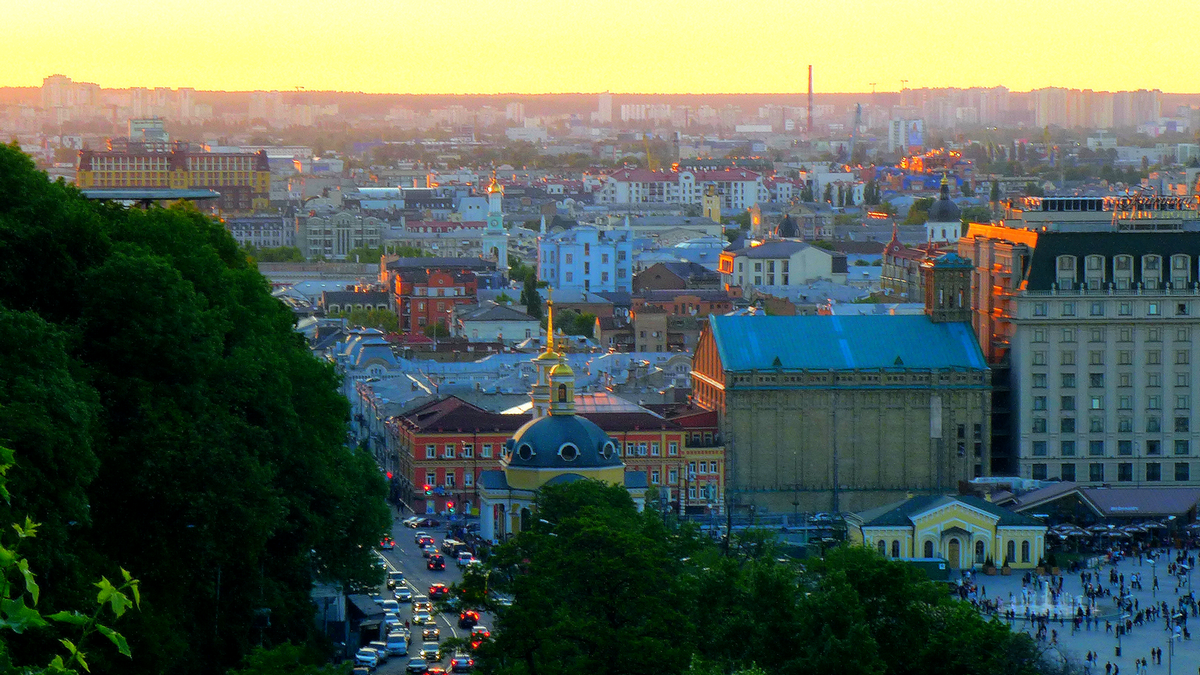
0, 143, 389, 674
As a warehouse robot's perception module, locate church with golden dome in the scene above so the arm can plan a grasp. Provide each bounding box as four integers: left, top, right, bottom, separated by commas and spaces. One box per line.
477, 295, 648, 542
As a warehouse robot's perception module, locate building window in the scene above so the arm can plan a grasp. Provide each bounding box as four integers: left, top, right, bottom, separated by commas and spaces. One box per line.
1032, 463, 1047, 480
1034, 302, 1047, 317
1062, 302, 1076, 316
668, 469, 678, 484
1147, 463, 1162, 481
1062, 328, 1076, 342
891, 540, 901, 558
625, 442, 635, 457
1032, 396, 1047, 410
481, 444, 492, 458
425, 471, 436, 487
1060, 440, 1076, 456
650, 470, 660, 485
1090, 396, 1104, 410
1033, 329, 1047, 342
1061, 352, 1076, 366
1147, 416, 1162, 433
426, 444, 437, 459
444, 443, 455, 459
1033, 374, 1047, 388
1089, 351, 1104, 366
1032, 441, 1048, 456
1060, 418, 1075, 433
637, 443, 647, 457
1088, 440, 1104, 456
1032, 351, 1046, 366
650, 442, 660, 456
1090, 417, 1104, 433
463, 472, 473, 487
1089, 463, 1104, 482
877, 541, 886, 556
1021, 541, 1031, 563
1149, 302, 1160, 316
925, 540, 935, 558
1177, 417, 1191, 433
1177, 350, 1191, 365
445, 472, 456, 488
1176, 440, 1191, 456
1032, 418, 1047, 433
1118, 440, 1133, 456
1090, 302, 1104, 316
1061, 463, 1076, 481
461, 444, 473, 458
668, 442, 678, 456
1118, 463, 1133, 482
1062, 373, 1076, 388
1090, 373, 1105, 388
1176, 462, 1191, 482
1060, 395, 1076, 411
1119, 302, 1132, 316
1147, 440, 1162, 456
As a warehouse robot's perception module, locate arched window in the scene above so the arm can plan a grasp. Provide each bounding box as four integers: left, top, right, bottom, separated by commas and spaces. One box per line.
1006, 540, 1016, 565
923, 540, 934, 558
557, 384, 567, 402
975, 540, 985, 564
891, 540, 901, 558
1021, 540, 1031, 563
877, 540, 886, 556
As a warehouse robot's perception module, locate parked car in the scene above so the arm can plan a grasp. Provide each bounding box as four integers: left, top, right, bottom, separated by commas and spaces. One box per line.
403, 516, 422, 528
456, 552, 475, 568
416, 518, 441, 528
355, 647, 381, 669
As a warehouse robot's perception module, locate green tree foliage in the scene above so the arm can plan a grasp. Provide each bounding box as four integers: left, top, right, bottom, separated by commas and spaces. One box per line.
960, 180, 975, 197
509, 257, 537, 285
346, 244, 430, 264
960, 205, 994, 226
464, 481, 1045, 675
424, 323, 451, 338
0, 143, 390, 674
242, 244, 306, 263
823, 183, 834, 203
862, 180, 881, 206
226, 643, 350, 675
519, 275, 542, 320
990, 180, 1001, 203
329, 308, 400, 333
539, 308, 595, 338
1024, 182, 1045, 197
800, 184, 814, 202
904, 197, 935, 225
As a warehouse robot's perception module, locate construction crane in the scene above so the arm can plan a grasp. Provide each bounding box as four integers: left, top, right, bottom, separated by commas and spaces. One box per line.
847, 104, 863, 167
643, 134, 660, 171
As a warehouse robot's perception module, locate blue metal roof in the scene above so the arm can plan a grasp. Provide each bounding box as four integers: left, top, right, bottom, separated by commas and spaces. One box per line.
708, 314, 987, 372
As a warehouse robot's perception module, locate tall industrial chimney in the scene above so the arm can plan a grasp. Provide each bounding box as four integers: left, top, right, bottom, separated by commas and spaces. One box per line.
807, 65, 813, 134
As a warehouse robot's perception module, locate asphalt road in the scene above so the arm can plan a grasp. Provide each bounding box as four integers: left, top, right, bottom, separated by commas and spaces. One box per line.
370, 516, 487, 673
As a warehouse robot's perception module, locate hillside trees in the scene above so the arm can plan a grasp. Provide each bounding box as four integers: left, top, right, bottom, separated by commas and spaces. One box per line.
0, 143, 389, 674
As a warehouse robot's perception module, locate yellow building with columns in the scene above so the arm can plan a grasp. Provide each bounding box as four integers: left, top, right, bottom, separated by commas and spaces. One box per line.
477, 296, 648, 542
845, 494, 1047, 570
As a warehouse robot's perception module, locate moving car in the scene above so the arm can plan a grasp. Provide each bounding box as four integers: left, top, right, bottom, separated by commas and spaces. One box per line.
394, 587, 413, 602
387, 571, 405, 590
428, 583, 449, 599
422, 626, 440, 641
386, 631, 409, 656
384, 612, 404, 632
422, 545, 438, 558
381, 599, 400, 615
458, 610, 480, 629
450, 651, 475, 673
412, 598, 432, 613
420, 642, 441, 661
368, 641, 391, 664
355, 647, 381, 669
427, 554, 446, 571
427, 666, 447, 675
380, 537, 396, 550
441, 538, 467, 554
469, 625, 490, 650
412, 611, 432, 625
403, 516, 422, 528
414, 532, 430, 544
456, 552, 475, 568
405, 657, 429, 673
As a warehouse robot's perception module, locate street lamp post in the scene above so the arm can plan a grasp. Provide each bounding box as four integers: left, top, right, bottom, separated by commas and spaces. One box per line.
1116, 613, 1129, 656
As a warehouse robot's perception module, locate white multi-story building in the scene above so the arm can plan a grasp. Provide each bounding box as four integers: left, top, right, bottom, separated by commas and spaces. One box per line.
961, 197, 1200, 485
717, 240, 848, 289
538, 225, 634, 293
595, 168, 769, 210
296, 211, 382, 260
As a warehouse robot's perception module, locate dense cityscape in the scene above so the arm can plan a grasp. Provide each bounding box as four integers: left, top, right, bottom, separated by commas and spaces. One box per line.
4, 15, 1200, 675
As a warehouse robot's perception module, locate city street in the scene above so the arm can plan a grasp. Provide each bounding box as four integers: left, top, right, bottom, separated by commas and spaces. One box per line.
368, 512, 488, 674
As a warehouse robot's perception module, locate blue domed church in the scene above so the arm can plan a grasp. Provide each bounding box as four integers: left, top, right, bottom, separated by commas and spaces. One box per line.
477, 298, 648, 542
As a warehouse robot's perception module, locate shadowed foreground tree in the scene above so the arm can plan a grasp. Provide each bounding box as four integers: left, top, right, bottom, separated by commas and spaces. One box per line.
0, 143, 389, 674
465, 480, 1046, 675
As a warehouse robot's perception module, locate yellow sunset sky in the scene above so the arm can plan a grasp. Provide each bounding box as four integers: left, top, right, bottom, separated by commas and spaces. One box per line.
4, 0, 1197, 93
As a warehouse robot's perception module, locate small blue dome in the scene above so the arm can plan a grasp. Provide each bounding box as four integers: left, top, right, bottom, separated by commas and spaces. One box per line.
504, 415, 621, 469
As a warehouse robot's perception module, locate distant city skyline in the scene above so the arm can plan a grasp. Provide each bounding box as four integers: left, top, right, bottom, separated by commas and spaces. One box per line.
7, 0, 1200, 95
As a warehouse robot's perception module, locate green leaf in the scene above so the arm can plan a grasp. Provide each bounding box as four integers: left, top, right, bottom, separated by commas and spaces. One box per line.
60, 639, 90, 672
107, 590, 132, 618
120, 567, 131, 583
46, 610, 90, 626
18, 558, 39, 605
0, 597, 47, 633
94, 577, 115, 606
97, 624, 133, 658
129, 580, 140, 609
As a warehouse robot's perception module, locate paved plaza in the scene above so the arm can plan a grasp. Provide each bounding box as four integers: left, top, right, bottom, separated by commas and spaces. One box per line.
962, 553, 1200, 674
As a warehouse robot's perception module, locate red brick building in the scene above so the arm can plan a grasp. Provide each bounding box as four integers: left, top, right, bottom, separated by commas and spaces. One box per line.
391, 396, 725, 516
380, 257, 495, 334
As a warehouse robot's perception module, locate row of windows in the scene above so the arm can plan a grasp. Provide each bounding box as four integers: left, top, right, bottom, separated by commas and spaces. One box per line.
1031, 439, 1192, 457
877, 539, 1034, 564
1031, 394, 1193, 412
1032, 327, 1192, 343
1058, 253, 1192, 276
1032, 414, 1191, 434
1032, 300, 1191, 317
1031, 372, 1193, 392
1031, 461, 1192, 482
1032, 349, 1191, 365
422, 441, 687, 459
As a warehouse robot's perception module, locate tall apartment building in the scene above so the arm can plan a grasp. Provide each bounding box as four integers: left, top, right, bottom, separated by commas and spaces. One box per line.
295, 212, 382, 260
960, 196, 1200, 483
75, 143, 270, 212
538, 225, 634, 293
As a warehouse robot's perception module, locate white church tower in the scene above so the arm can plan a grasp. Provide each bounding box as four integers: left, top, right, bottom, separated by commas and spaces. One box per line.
482, 171, 509, 271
